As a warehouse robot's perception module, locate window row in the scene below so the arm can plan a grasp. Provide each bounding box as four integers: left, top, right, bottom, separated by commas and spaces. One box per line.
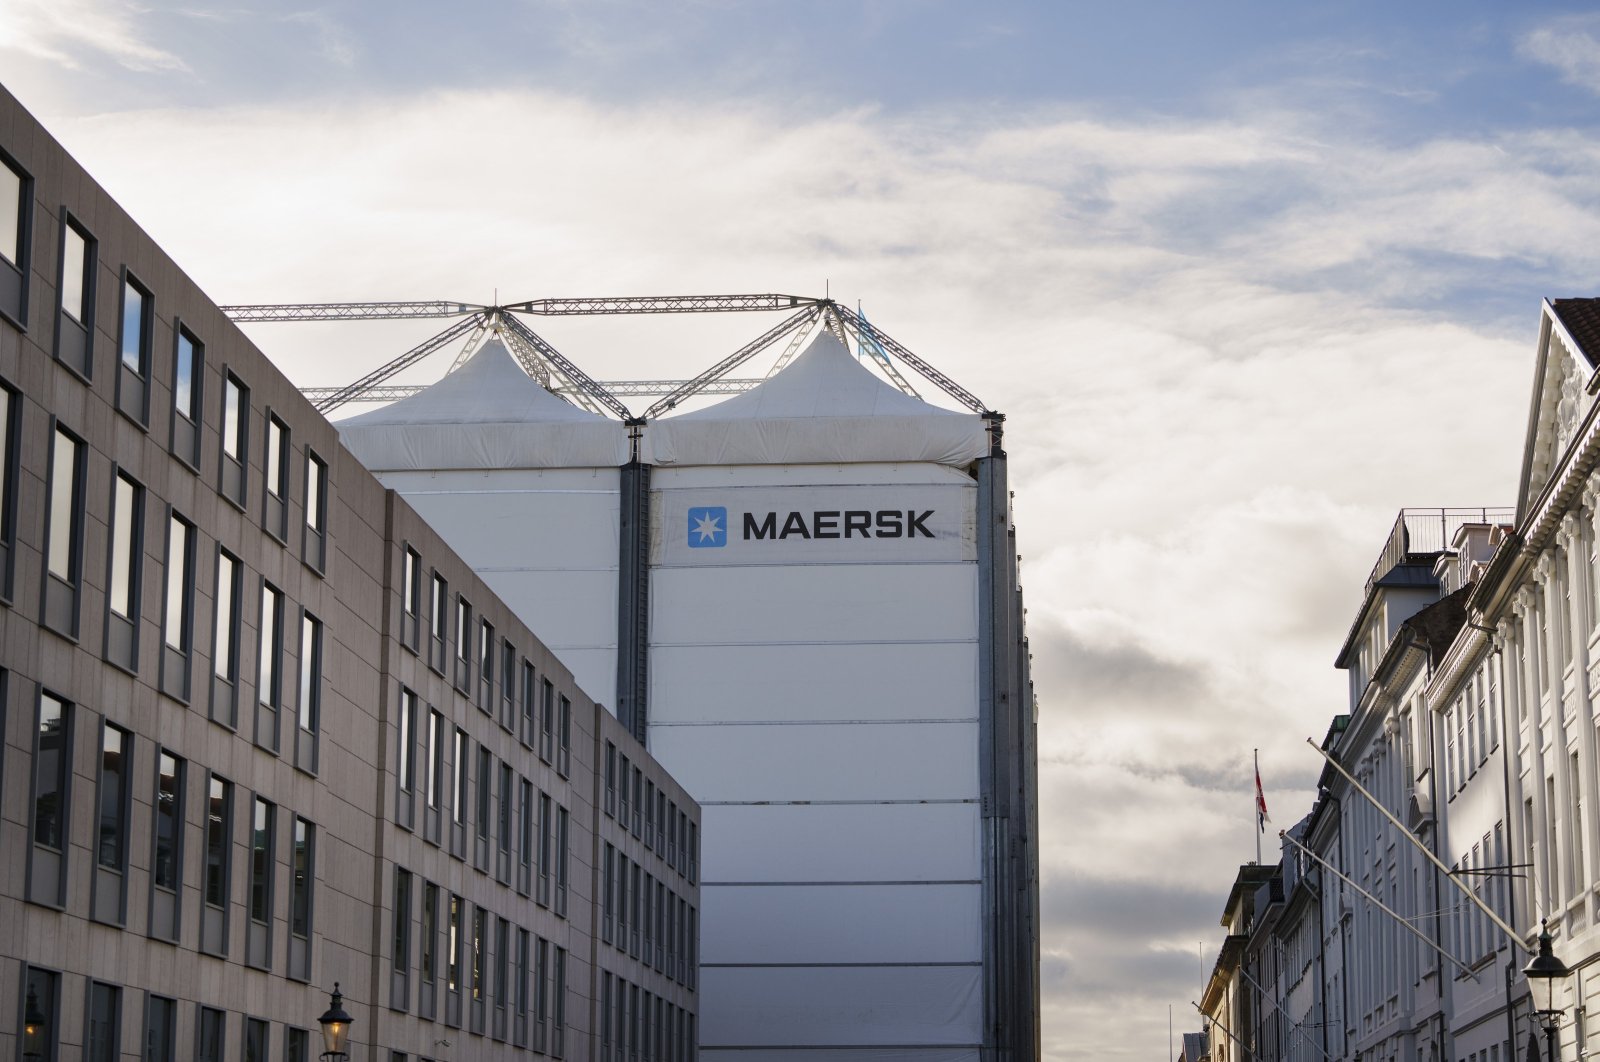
395, 686, 569, 912
600, 843, 698, 990
388, 869, 569, 1056
25, 689, 317, 978
599, 971, 697, 1062
401, 545, 571, 774
16, 965, 315, 1062
1443, 663, 1501, 796
0, 154, 331, 567
605, 740, 697, 884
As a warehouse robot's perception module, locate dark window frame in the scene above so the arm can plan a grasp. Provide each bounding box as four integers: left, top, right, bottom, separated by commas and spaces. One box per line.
159, 508, 195, 703
52, 208, 95, 380
210, 546, 242, 729
102, 466, 145, 674
218, 369, 249, 510
168, 321, 203, 471
0, 379, 19, 604
41, 419, 86, 640
0, 146, 34, 331
114, 268, 153, 428
262, 411, 290, 542
302, 446, 327, 575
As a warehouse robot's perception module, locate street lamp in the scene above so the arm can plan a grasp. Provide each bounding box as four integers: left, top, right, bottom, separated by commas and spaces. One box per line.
22, 985, 46, 1061
1524, 920, 1571, 1062
317, 983, 353, 1062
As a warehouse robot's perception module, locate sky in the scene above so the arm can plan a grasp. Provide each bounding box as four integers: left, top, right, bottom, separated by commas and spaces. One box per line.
6, 1, 1600, 1058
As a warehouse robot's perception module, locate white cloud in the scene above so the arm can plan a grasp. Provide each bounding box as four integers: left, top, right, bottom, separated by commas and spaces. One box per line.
0, 0, 188, 72
35, 86, 1599, 1061
1520, 14, 1600, 95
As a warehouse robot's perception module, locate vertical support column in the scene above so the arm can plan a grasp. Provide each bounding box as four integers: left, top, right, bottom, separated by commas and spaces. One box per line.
616, 420, 652, 746
976, 411, 1039, 1062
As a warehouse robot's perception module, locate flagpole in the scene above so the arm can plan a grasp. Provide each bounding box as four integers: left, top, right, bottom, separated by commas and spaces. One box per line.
1254, 748, 1262, 865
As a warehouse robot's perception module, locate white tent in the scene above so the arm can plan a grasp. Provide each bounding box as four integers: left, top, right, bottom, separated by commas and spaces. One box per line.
336, 337, 630, 469
641, 330, 989, 467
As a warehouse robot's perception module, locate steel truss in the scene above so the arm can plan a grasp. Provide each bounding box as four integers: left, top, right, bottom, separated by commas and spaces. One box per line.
228, 292, 987, 416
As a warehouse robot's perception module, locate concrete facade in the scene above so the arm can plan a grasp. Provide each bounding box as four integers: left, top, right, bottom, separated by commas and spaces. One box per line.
0, 81, 698, 1062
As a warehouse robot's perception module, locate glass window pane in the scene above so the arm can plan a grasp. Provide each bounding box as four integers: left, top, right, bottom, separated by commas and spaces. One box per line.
215, 553, 235, 679
48, 429, 78, 580
33, 694, 66, 850
174, 333, 195, 419
110, 474, 137, 618
98, 725, 126, 869
61, 224, 87, 322
87, 983, 119, 1062
259, 585, 278, 707
205, 776, 229, 907
291, 818, 312, 938
266, 419, 283, 497
250, 797, 271, 923
155, 753, 180, 890
165, 516, 187, 649
120, 280, 146, 372
197, 1008, 224, 1062
306, 455, 324, 532
223, 378, 242, 459
298, 613, 319, 732
0, 160, 20, 266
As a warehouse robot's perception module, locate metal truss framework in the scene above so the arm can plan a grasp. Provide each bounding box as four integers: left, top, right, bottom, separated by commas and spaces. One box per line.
226, 293, 989, 417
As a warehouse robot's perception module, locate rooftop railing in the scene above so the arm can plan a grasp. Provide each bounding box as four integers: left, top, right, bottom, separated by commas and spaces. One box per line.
1365, 507, 1515, 597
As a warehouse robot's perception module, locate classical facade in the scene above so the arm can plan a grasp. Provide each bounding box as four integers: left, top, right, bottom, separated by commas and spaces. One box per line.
1194, 298, 1600, 1062
0, 81, 698, 1062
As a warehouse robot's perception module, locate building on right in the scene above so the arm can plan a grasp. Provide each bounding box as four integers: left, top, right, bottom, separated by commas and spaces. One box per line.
1201, 298, 1600, 1062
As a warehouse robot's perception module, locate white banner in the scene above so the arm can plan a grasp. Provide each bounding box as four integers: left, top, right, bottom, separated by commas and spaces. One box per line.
651, 484, 975, 566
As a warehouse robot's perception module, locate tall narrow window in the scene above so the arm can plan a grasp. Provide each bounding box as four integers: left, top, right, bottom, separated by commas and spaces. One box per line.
247, 796, 275, 968
0, 150, 29, 327
202, 774, 232, 955
197, 1007, 225, 1062
144, 994, 177, 1062
257, 582, 282, 750
103, 470, 145, 671
555, 805, 569, 917
393, 867, 413, 1010
517, 928, 532, 1048
421, 881, 438, 990
211, 549, 241, 727
243, 1017, 267, 1062
160, 512, 193, 700
558, 695, 571, 778
0, 382, 16, 600
471, 906, 487, 1031
538, 792, 553, 906
455, 595, 472, 690
397, 687, 417, 823
31, 693, 71, 853
477, 745, 493, 844
1570, 749, 1585, 894
430, 572, 448, 672
521, 661, 536, 749
116, 273, 152, 424
498, 762, 513, 880
303, 449, 327, 571
447, 893, 463, 996
170, 326, 202, 467
495, 916, 511, 1039
263, 414, 290, 540
401, 547, 421, 651
153, 752, 183, 890
535, 937, 550, 1051
86, 982, 120, 1062
220, 372, 248, 506
22, 969, 59, 1062
478, 618, 494, 711
552, 946, 566, 1058
454, 727, 469, 826
519, 778, 534, 896
44, 425, 84, 635
427, 708, 443, 809
286, 1029, 310, 1062
289, 816, 314, 980
96, 723, 130, 872
297, 611, 322, 740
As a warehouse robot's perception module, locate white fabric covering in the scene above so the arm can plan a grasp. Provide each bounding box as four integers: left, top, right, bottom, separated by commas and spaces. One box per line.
641, 331, 989, 467
335, 338, 630, 469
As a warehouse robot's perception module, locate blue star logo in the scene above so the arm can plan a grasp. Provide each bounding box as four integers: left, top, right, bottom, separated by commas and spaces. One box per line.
687, 506, 727, 548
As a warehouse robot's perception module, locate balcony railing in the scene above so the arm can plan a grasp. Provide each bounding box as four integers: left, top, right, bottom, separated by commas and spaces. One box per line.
1364, 507, 1515, 597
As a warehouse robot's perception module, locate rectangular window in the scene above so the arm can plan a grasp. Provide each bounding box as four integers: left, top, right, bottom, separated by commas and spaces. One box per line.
286, 1027, 309, 1062
421, 881, 438, 987
250, 797, 274, 925
501, 639, 515, 729
552, 946, 567, 1058
457, 596, 472, 665
427, 708, 444, 809
538, 792, 553, 905
519, 778, 535, 896
431, 573, 447, 644
477, 745, 493, 842
204, 775, 233, 913
0, 150, 29, 327
257, 582, 282, 748
535, 937, 550, 1051
119, 275, 150, 373
605, 742, 617, 817
117, 274, 152, 425
244, 1017, 268, 1062
1570, 749, 1586, 893
298, 610, 321, 734
291, 817, 314, 954
393, 867, 413, 1008
264, 414, 289, 539
558, 695, 571, 778
32, 692, 71, 852
97, 723, 130, 871
541, 678, 555, 763
302, 449, 327, 572
153, 751, 183, 890
87, 982, 120, 1062
44, 425, 84, 635
498, 761, 513, 861
398, 687, 417, 796
454, 727, 469, 826
0, 382, 17, 599
57, 216, 95, 373
174, 328, 200, 421
401, 547, 421, 651
556, 805, 569, 916
109, 472, 142, 621
214, 551, 239, 680
495, 916, 511, 1037
447, 893, 463, 994
163, 513, 191, 650
472, 906, 486, 1001
521, 661, 536, 748
220, 372, 248, 506
479, 617, 494, 710
144, 994, 177, 1062
517, 928, 531, 1048
197, 1005, 225, 1062
602, 844, 615, 943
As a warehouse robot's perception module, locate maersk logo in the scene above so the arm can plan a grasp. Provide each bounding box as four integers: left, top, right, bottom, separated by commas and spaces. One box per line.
687, 506, 728, 548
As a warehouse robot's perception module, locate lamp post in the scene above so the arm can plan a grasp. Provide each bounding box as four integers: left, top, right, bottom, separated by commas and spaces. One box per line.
22, 985, 46, 1061
317, 983, 353, 1062
1524, 920, 1571, 1062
